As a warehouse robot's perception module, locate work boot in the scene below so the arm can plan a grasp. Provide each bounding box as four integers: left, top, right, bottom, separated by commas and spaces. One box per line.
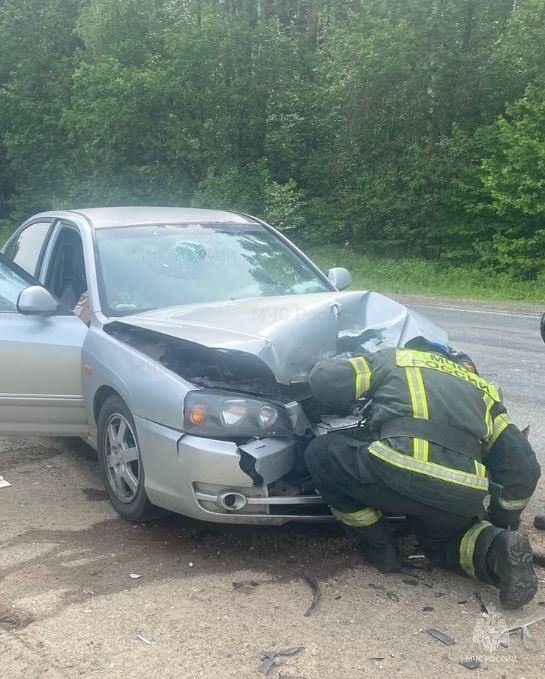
486, 530, 538, 609
534, 514, 545, 531
341, 521, 402, 573
359, 541, 402, 573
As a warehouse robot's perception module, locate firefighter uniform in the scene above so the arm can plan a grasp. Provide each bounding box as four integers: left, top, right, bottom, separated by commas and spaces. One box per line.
305, 346, 541, 609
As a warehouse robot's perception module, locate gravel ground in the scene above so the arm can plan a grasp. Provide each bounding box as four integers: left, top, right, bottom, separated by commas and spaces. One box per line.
2, 441, 545, 679
2, 299, 545, 678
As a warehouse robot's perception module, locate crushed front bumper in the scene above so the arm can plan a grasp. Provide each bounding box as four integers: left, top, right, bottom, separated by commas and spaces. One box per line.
136, 415, 332, 525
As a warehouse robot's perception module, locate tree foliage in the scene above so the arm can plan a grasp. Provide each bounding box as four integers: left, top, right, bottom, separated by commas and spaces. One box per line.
2, 0, 545, 276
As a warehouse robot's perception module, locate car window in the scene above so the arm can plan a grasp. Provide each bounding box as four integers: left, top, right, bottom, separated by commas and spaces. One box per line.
7, 220, 52, 276
45, 225, 87, 311
0, 255, 35, 313
94, 223, 331, 316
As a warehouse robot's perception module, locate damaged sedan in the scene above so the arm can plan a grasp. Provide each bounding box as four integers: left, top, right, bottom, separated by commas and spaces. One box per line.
0, 207, 447, 523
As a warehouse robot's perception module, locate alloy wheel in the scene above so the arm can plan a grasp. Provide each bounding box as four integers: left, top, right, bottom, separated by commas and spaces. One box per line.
103, 413, 141, 503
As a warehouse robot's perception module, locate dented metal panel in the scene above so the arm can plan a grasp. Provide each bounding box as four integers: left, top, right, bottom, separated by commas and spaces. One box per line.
106, 290, 447, 386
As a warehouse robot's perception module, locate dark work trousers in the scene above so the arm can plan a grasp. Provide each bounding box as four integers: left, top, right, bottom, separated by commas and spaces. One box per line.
304, 433, 499, 582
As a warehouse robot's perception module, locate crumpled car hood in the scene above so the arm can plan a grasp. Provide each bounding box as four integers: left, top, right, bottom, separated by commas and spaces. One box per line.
109, 291, 447, 385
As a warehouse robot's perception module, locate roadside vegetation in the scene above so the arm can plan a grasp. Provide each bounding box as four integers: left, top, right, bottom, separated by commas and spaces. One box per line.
2, 1, 545, 297
308, 246, 545, 303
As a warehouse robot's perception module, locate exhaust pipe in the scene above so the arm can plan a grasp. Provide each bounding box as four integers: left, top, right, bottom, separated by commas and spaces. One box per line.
217, 491, 248, 512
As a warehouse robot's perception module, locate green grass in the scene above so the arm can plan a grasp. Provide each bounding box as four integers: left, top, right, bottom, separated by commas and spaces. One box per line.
307, 245, 545, 304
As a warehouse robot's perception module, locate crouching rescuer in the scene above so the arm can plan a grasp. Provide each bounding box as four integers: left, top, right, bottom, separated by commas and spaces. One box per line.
304, 342, 541, 609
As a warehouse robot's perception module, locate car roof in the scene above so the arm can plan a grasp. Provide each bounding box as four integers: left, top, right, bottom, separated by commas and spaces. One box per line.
64, 206, 259, 229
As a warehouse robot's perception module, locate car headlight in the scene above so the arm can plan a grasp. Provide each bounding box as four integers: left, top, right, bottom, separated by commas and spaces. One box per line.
184, 390, 292, 438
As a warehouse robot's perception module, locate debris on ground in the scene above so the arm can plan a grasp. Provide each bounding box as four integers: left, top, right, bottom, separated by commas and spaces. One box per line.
403, 554, 433, 570
473, 591, 488, 614
400, 569, 434, 587
533, 551, 545, 568
129, 573, 143, 580
459, 658, 481, 670
136, 634, 151, 645
386, 591, 399, 602
368, 583, 386, 591
0, 476, 11, 489
426, 628, 456, 645
188, 589, 210, 602
521, 625, 540, 652
402, 578, 419, 586
369, 657, 385, 661
82, 487, 108, 502
534, 515, 545, 531
232, 580, 259, 593
423, 606, 434, 612
433, 592, 446, 598
303, 572, 321, 617
258, 647, 305, 676
506, 611, 545, 633
406, 554, 427, 562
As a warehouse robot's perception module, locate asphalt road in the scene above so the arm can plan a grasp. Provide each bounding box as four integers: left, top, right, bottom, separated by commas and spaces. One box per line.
411, 303, 545, 465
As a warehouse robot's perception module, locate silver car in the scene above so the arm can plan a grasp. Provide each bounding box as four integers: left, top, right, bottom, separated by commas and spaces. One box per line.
0, 207, 446, 524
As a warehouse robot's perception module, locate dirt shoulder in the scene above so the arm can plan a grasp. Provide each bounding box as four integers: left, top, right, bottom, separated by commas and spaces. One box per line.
1, 436, 545, 678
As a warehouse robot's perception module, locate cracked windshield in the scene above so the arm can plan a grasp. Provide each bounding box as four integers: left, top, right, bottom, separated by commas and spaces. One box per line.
95, 223, 330, 315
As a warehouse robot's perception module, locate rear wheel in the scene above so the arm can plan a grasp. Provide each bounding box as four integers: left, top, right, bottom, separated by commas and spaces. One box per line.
97, 395, 167, 522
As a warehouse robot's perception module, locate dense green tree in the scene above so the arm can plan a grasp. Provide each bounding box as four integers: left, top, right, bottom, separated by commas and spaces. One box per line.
1, 0, 545, 277
460, 87, 545, 276
0, 0, 89, 221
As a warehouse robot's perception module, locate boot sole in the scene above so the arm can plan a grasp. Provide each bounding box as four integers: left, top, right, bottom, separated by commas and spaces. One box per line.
499, 532, 538, 610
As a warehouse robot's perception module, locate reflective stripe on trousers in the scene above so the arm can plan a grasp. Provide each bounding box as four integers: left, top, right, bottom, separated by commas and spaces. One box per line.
497, 496, 530, 511
332, 506, 382, 527
459, 521, 493, 578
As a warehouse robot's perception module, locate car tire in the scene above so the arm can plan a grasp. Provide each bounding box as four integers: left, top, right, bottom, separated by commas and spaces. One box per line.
97, 394, 168, 522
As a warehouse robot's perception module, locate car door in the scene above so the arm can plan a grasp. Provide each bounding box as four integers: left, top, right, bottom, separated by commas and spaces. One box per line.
2, 218, 55, 276
0, 254, 89, 436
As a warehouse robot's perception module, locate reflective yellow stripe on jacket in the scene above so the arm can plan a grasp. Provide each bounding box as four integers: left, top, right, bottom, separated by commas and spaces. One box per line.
404, 366, 430, 461
482, 393, 495, 442
485, 413, 512, 452
348, 356, 372, 398
369, 441, 489, 492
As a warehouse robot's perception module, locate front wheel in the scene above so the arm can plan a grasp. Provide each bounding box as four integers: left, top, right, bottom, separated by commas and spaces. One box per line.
97, 395, 167, 522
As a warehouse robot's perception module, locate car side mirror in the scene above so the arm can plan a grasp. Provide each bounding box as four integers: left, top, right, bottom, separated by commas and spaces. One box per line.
17, 286, 59, 315
327, 267, 353, 291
